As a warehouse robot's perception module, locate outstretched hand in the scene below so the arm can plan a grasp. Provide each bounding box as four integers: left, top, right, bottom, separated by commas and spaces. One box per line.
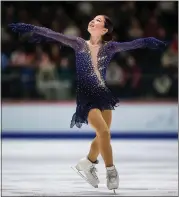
8, 23, 35, 33
144, 37, 168, 50
8, 23, 56, 43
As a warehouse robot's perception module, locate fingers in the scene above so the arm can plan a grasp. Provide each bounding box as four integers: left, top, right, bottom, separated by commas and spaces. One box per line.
8, 23, 35, 33
157, 38, 169, 47
163, 41, 170, 46
153, 40, 167, 50
159, 41, 168, 48
8, 23, 18, 32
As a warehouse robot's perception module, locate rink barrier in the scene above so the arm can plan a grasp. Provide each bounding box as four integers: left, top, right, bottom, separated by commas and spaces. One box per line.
2, 102, 178, 140
2, 131, 178, 140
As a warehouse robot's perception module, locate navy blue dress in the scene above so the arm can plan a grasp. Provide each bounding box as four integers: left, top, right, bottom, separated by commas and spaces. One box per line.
9, 23, 167, 128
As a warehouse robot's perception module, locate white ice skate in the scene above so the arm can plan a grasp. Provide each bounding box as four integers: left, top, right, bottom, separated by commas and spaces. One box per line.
106, 166, 119, 194
71, 157, 99, 188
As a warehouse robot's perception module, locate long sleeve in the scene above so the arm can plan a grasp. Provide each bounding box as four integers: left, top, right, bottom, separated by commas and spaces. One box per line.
8, 23, 84, 50
107, 37, 167, 55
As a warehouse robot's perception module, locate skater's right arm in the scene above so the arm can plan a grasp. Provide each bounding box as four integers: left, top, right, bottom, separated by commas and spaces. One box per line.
8, 23, 84, 50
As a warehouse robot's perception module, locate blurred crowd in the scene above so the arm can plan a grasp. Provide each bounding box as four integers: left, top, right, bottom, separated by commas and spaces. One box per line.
2, 1, 178, 101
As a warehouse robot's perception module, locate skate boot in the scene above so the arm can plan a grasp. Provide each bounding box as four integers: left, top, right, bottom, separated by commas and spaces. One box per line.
72, 157, 99, 188
106, 165, 119, 193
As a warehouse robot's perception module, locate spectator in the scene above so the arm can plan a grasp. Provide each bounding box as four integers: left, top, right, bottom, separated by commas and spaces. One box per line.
2, 53, 9, 70
36, 53, 60, 100
144, 16, 159, 37
153, 75, 172, 98
10, 48, 27, 66
128, 18, 143, 39
63, 23, 81, 37
51, 44, 61, 63
1, 1, 178, 101
162, 34, 178, 68
57, 57, 73, 100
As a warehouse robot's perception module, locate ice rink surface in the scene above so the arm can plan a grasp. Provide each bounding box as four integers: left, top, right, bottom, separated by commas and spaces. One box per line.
2, 140, 178, 196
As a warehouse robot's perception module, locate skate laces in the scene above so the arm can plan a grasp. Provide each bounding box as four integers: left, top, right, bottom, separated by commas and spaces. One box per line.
107, 169, 117, 181
89, 165, 98, 180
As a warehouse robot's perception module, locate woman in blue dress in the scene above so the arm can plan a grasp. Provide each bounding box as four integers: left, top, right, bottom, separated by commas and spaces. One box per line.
9, 15, 167, 191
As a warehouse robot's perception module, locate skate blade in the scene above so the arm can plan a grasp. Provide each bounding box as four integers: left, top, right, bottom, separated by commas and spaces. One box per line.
113, 189, 116, 195
71, 166, 98, 188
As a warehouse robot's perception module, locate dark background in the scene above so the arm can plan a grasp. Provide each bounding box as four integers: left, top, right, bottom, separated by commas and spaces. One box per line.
1, 1, 178, 101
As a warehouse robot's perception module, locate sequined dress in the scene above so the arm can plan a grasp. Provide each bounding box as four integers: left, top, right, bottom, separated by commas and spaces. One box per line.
9, 23, 167, 128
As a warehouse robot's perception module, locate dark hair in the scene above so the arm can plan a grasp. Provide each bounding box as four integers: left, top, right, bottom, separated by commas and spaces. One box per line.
102, 15, 114, 42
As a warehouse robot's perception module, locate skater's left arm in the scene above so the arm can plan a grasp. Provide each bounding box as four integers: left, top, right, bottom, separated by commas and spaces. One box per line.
107, 37, 167, 55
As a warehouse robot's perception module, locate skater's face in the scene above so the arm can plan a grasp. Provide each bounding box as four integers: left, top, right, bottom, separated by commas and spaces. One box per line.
88, 15, 108, 38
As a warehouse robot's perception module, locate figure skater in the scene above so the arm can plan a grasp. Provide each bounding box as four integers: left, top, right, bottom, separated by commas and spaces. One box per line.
9, 15, 167, 192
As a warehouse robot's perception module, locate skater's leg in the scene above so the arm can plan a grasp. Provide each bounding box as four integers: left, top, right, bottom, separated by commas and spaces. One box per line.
87, 136, 99, 163
87, 110, 112, 163
88, 109, 113, 167
75, 109, 119, 190
101, 110, 112, 128
88, 109, 119, 191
